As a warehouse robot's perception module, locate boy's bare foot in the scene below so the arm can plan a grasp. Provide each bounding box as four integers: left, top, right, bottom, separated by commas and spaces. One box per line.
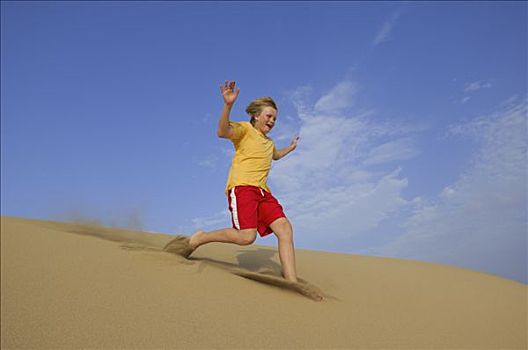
189, 230, 204, 250
294, 282, 324, 301
163, 235, 195, 258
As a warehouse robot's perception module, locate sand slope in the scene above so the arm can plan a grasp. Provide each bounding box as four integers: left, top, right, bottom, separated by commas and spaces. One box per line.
1, 216, 526, 349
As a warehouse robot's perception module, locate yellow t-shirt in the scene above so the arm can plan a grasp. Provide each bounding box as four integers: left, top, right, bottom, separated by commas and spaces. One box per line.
225, 121, 277, 194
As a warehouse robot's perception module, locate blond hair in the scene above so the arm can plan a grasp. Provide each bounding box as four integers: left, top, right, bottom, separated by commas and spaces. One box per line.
245, 96, 278, 125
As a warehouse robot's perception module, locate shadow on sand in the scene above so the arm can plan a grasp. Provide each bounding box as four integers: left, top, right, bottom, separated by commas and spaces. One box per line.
184, 247, 327, 301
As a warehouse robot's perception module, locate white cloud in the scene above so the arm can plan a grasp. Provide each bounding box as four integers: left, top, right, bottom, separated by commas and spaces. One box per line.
460, 80, 492, 104
191, 209, 231, 229
374, 97, 527, 283
464, 80, 492, 92
314, 81, 358, 114
461, 96, 471, 104
195, 154, 219, 169
283, 169, 409, 238
270, 80, 420, 245
194, 145, 234, 170
372, 10, 403, 47
362, 138, 419, 166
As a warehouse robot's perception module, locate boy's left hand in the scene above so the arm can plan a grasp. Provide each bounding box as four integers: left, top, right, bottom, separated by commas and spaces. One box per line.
290, 136, 300, 150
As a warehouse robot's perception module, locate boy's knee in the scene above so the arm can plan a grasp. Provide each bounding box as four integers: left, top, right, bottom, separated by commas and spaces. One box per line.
273, 219, 293, 241
279, 229, 293, 242
237, 229, 257, 245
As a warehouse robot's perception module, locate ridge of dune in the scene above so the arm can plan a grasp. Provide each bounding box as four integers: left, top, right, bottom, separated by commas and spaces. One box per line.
1, 216, 526, 349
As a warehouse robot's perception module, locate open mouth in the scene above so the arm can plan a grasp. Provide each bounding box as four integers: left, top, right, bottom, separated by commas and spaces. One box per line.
266, 123, 274, 129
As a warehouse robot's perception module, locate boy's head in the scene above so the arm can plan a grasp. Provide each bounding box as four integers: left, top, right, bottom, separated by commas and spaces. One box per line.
246, 96, 278, 134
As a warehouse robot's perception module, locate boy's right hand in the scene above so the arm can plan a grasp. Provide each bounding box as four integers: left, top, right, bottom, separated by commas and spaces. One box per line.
220, 80, 240, 106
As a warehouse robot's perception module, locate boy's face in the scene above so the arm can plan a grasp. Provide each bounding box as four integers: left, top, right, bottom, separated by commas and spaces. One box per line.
254, 106, 277, 135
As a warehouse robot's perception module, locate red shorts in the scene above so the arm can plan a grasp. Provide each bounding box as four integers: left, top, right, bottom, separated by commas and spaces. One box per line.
227, 185, 286, 237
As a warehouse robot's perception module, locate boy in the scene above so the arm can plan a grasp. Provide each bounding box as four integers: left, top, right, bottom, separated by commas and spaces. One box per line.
171, 80, 299, 283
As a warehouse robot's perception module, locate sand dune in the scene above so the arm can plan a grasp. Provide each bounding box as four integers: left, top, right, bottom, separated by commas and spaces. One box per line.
1, 216, 526, 349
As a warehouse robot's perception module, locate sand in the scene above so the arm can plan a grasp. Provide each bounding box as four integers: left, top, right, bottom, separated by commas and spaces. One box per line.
1, 216, 526, 349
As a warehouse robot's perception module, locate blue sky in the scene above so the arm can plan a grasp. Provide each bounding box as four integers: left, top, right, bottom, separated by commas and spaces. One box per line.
2, 1, 527, 283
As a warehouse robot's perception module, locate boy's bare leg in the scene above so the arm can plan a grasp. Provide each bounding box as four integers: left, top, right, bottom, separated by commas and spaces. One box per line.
269, 217, 298, 283
189, 218, 298, 282
189, 227, 257, 249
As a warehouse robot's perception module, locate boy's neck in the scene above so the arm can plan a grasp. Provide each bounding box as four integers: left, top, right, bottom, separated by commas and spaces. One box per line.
252, 124, 270, 138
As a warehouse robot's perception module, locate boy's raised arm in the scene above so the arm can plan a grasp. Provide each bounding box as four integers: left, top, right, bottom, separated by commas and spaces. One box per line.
273, 136, 299, 160
217, 80, 240, 139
